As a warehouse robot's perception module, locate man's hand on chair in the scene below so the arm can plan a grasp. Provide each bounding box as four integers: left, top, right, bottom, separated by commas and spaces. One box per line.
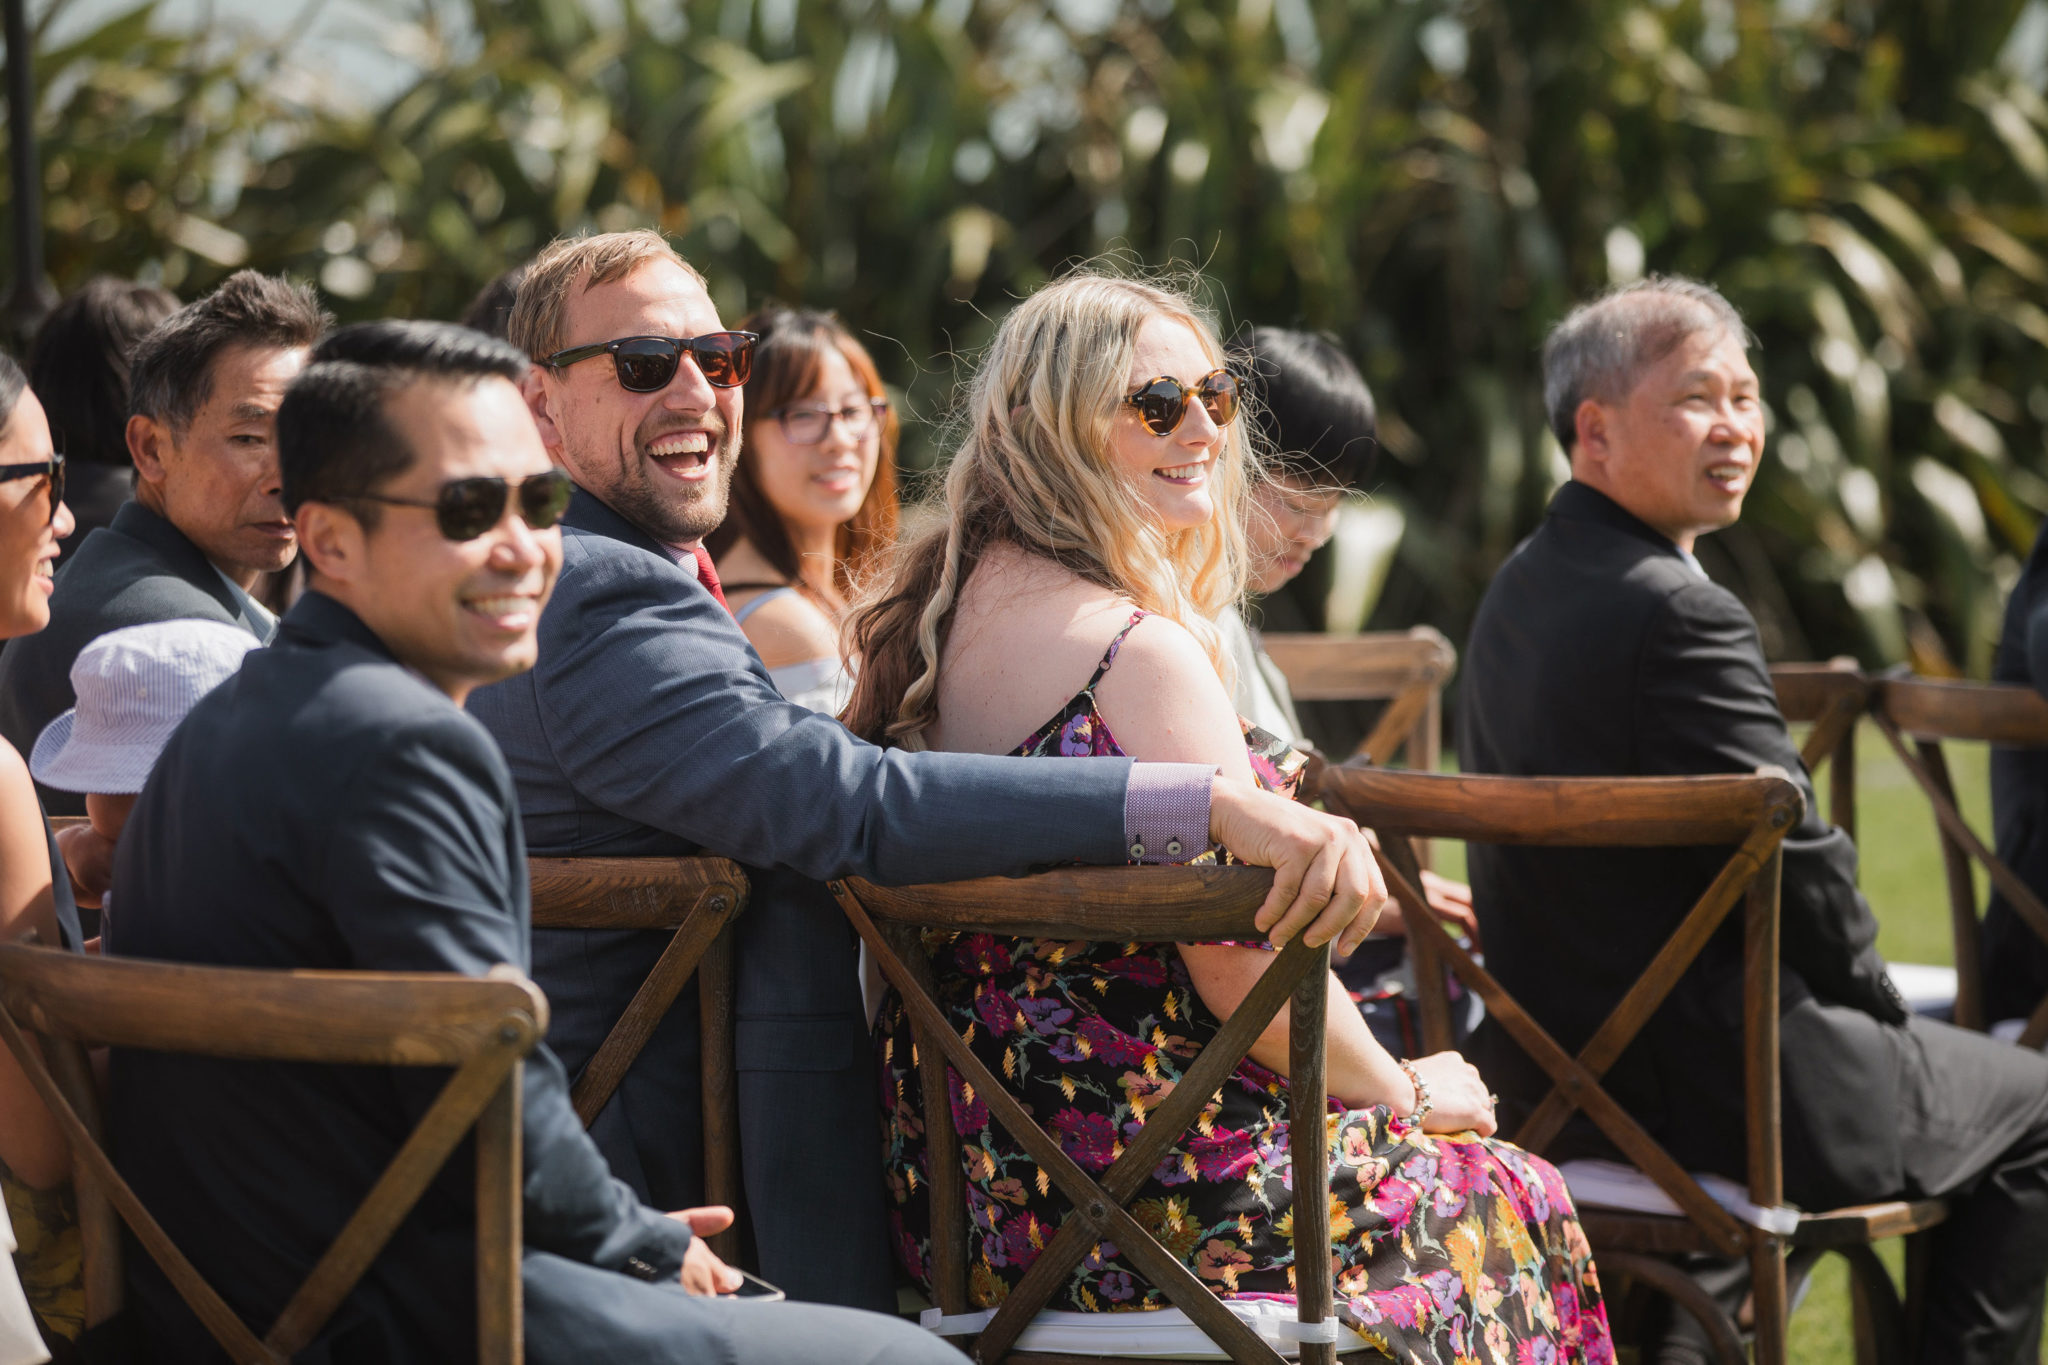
667, 1206, 743, 1294
1209, 780, 1386, 955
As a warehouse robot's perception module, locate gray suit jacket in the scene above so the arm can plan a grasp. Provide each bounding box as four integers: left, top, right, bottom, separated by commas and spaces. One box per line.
467, 489, 1142, 1308
0, 500, 268, 814
108, 593, 693, 1362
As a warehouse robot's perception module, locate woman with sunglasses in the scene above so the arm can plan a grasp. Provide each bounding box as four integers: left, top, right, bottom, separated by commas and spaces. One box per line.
706, 307, 898, 715
842, 273, 1613, 1365
0, 350, 87, 1351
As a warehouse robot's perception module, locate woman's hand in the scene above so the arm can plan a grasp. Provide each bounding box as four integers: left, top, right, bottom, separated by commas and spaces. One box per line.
1405, 1051, 1498, 1137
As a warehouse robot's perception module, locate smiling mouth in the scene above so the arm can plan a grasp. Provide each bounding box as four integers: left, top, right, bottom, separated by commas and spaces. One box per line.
647, 430, 715, 480
1155, 461, 1207, 486
462, 592, 542, 630
1705, 462, 1750, 491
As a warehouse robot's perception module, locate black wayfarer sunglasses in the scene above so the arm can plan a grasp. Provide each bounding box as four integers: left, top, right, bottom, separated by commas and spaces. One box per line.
1122, 369, 1240, 438
540, 332, 759, 393
0, 453, 64, 526
353, 468, 575, 543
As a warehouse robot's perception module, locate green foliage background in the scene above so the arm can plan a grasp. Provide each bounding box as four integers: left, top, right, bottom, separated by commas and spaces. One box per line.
14, 0, 2048, 671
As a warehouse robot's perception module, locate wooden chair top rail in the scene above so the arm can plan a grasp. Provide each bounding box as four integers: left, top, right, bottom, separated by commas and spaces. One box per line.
1876, 677, 2048, 746
528, 855, 747, 931
1318, 766, 1804, 846
1255, 627, 1456, 702
839, 865, 1274, 940
0, 944, 547, 1065
1768, 661, 1870, 724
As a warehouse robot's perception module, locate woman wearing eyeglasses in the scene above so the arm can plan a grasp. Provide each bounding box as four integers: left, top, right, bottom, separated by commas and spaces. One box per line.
842, 273, 1613, 1365
706, 307, 898, 716
0, 350, 85, 1355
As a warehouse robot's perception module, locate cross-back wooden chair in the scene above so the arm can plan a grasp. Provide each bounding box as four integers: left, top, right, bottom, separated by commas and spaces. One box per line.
0, 942, 544, 1365
526, 856, 747, 1258
1867, 677, 2048, 1042
829, 865, 1370, 1365
1769, 660, 1870, 840
1257, 627, 1456, 771
1313, 765, 1948, 1365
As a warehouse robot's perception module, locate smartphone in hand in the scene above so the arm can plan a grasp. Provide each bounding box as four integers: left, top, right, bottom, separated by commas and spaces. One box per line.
720, 1269, 786, 1303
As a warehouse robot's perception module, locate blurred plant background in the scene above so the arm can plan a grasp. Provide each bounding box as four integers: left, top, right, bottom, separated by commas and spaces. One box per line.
10, 0, 2048, 675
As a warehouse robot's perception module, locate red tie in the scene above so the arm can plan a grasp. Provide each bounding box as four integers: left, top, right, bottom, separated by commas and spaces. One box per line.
691, 544, 732, 615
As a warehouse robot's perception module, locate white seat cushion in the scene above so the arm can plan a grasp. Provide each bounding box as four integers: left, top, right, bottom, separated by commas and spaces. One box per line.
921, 1298, 1375, 1359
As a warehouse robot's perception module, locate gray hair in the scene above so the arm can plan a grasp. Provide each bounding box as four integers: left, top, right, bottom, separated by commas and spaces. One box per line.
1541, 275, 1752, 450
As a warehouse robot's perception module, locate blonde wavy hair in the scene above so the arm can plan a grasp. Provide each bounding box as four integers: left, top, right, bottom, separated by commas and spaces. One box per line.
842, 270, 1251, 749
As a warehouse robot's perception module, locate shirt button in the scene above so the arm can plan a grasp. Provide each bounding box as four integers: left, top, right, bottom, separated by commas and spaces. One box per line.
1166, 839, 1183, 858
1129, 842, 1145, 859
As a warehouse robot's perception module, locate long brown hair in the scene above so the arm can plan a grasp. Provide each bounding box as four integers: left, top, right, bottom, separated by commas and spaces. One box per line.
842, 271, 1249, 749
706, 306, 900, 602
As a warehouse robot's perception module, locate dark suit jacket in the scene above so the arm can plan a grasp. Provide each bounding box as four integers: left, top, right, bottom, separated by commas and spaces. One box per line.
466, 488, 1148, 1308
1985, 517, 2048, 1021
1459, 480, 1910, 1208
0, 500, 267, 814
106, 592, 692, 1363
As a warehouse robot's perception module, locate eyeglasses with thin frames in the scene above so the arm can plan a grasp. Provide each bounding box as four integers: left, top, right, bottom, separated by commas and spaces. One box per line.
0, 453, 64, 526
769, 397, 889, 445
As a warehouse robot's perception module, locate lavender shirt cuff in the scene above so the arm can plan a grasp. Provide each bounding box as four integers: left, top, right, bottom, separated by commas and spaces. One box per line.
1123, 763, 1213, 864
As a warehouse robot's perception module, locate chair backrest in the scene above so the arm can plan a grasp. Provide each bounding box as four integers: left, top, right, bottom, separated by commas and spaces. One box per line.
829, 866, 1342, 1365
0, 943, 544, 1365
526, 856, 746, 1257
1314, 765, 1803, 1344
1868, 677, 2048, 1039
1769, 660, 1870, 839
1258, 627, 1456, 769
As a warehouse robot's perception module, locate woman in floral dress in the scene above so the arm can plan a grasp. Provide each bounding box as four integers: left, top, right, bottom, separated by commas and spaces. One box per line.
843, 271, 1614, 1365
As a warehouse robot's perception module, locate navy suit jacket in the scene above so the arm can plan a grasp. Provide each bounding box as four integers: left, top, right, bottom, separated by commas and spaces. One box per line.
1986, 516, 2048, 1021
1460, 481, 1910, 1209
467, 488, 1142, 1308
107, 593, 692, 1362
0, 501, 267, 815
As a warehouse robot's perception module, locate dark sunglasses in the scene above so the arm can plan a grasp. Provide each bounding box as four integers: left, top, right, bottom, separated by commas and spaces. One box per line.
353, 468, 575, 542
0, 452, 64, 526
540, 332, 759, 392
1122, 369, 1239, 438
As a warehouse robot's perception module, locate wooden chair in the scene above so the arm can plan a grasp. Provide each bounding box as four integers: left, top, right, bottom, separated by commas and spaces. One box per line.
0, 942, 543, 1364
1769, 660, 1871, 840
828, 865, 1371, 1365
1868, 677, 2048, 1041
1313, 764, 1948, 1365
1258, 627, 1456, 770
526, 856, 747, 1258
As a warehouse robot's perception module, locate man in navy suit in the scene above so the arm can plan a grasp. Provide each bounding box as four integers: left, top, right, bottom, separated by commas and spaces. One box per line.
466, 231, 1384, 1308
108, 320, 968, 1363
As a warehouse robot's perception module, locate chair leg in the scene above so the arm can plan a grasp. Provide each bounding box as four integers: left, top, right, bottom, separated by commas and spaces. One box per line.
1591, 1251, 1746, 1365
1901, 1230, 1935, 1363
1748, 1233, 1790, 1365
1839, 1244, 1907, 1365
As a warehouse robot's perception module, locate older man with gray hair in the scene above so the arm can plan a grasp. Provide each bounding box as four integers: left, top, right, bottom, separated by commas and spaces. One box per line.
1461, 275, 2048, 1362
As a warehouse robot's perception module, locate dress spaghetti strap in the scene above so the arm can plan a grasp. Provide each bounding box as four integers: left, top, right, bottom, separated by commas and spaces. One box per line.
1081, 609, 1150, 694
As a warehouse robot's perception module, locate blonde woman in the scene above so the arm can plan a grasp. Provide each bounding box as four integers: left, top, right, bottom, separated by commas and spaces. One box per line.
843, 273, 1613, 1365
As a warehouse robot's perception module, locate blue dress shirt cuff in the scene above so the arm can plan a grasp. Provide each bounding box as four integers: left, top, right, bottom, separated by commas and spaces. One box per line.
1123, 762, 1212, 864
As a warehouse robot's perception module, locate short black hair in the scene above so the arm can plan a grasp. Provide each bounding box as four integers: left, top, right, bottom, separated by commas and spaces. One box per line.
0, 350, 28, 437
280, 320, 532, 522
1234, 327, 1377, 490
128, 270, 330, 433
458, 263, 529, 341
28, 277, 178, 467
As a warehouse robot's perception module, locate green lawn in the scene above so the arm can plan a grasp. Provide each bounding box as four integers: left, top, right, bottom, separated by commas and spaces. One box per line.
1428, 725, 2006, 1361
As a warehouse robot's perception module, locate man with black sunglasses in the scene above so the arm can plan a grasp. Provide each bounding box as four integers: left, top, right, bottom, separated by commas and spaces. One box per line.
106, 319, 965, 1364
0, 270, 330, 822
468, 230, 1385, 1310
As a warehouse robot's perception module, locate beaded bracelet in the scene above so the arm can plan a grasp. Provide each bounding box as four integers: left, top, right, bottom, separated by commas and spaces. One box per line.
1397, 1060, 1433, 1129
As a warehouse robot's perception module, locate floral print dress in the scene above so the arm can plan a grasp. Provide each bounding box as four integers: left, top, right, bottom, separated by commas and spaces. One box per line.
876, 611, 1616, 1365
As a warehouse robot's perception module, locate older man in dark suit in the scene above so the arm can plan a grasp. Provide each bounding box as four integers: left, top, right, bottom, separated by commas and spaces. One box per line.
464, 231, 1384, 1309
1460, 276, 2048, 1363
0, 270, 328, 818
107, 319, 967, 1364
